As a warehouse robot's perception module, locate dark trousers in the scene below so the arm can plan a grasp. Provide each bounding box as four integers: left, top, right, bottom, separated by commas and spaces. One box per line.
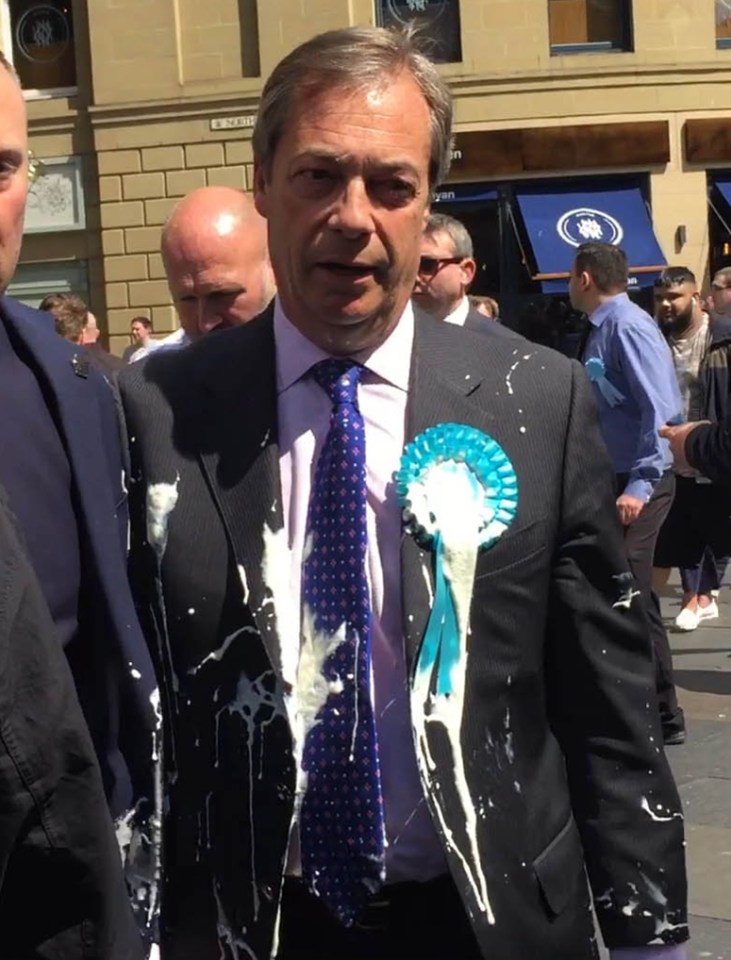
616, 472, 684, 734
276, 875, 482, 960
654, 474, 731, 596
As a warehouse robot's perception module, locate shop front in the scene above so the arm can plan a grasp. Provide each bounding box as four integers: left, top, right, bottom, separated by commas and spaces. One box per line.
435, 173, 666, 353
434, 121, 671, 353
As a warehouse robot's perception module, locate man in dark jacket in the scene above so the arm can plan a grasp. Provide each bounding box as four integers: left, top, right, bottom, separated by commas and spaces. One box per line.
1, 46, 155, 950
662, 413, 731, 483
653, 267, 731, 631
0, 487, 143, 960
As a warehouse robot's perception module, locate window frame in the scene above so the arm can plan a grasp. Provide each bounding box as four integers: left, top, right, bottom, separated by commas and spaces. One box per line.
548, 0, 634, 57
717, 0, 731, 48
0, 0, 78, 99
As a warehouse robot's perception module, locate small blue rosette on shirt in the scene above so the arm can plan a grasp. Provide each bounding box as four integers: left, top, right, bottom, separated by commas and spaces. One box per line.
397, 424, 518, 696
585, 356, 625, 408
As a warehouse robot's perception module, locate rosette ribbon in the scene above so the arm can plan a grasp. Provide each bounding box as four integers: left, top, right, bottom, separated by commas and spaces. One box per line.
585, 356, 625, 407
397, 424, 518, 696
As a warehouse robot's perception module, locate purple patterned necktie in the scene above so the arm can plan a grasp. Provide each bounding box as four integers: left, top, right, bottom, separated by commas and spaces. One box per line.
299, 358, 385, 926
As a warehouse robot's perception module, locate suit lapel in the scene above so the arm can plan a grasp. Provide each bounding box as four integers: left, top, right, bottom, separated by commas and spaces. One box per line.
193, 308, 288, 683
400, 312, 501, 670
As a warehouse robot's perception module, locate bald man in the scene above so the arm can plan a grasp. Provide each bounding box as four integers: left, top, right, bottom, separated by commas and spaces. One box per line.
162, 185, 274, 342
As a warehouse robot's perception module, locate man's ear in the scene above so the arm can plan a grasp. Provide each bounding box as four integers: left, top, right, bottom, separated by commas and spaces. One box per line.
253, 161, 268, 217
461, 258, 477, 289
581, 270, 593, 291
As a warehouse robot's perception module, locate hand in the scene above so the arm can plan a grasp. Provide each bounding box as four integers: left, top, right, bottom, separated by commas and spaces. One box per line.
659, 421, 708, 472
616, 494, 645, 526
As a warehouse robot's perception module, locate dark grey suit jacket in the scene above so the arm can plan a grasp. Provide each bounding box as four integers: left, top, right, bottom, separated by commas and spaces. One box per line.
120, 306, 687, 960
463, 306, 520, 339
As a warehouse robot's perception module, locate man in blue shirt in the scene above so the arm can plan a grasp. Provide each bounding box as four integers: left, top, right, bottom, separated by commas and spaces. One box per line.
570, 242, 685, 745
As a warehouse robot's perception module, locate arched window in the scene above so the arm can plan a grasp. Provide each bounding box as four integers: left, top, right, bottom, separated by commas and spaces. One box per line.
375, 0, 462, 64
3, 0, 76, 92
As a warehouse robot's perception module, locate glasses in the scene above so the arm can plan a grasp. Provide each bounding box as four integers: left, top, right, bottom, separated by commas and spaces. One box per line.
417, 255, 464, 277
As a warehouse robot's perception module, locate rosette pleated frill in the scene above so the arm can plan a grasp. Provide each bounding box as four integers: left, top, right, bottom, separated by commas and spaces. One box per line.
397, 424, 518, 695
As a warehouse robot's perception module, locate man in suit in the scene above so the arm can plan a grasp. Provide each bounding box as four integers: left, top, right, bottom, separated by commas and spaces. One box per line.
83, 309, 126, 375
413, 213, 515, 337
120, 26, 688, 960
0, 48, 156, 944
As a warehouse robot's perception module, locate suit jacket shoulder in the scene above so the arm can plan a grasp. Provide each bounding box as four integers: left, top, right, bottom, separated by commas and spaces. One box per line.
463, 306, 523, 340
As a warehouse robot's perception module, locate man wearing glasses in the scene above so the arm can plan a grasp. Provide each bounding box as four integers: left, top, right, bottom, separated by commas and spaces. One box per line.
708, 267, 731, 320
413, 213, 516, 336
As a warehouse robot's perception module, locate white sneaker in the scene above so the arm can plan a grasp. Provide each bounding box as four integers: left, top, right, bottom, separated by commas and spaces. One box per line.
698, 599, 719, 622
675, 606, 701, 631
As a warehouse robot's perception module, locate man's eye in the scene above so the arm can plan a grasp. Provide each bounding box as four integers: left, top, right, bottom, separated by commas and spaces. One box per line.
211, 290, 241, 301
373, 179, 416, 204
298, 168, 334, 182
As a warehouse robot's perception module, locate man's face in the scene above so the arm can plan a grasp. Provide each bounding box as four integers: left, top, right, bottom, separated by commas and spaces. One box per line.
0, 69, 29, 294
710, 277, 731, 318
165, 228, 275, 341
254, 72, 432, 355
412, 229, 474, 321
654, 282, 697, 333
130, 320, 149, 344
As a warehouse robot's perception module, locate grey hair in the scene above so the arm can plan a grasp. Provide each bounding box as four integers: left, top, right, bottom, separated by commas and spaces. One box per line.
425, 212, 473, 258
253, 25, 453, 189
713, 266, 731, 287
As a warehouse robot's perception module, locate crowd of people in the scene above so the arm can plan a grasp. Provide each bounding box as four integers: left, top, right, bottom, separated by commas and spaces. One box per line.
7, 20, 731, 960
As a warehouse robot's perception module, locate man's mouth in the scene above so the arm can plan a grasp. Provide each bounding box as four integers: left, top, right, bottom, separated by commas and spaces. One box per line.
316, 261, 376, 280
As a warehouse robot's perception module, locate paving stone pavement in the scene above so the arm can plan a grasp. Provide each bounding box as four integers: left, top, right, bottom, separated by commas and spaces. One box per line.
599, 571, 731, 959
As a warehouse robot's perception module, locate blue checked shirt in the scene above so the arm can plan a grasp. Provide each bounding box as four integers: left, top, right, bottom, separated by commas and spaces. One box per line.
584, 293, 683, 502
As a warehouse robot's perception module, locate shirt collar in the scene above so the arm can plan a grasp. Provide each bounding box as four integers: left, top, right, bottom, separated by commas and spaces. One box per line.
274, 296, 414, 394
589, 291, 630, 328
442, 296, 470, 327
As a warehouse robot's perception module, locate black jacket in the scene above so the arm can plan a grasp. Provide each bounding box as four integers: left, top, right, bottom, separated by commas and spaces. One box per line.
120, 306, 687, 959
0, 488, 143, 959
0, 296, 159, 946
694, 314, 731, 423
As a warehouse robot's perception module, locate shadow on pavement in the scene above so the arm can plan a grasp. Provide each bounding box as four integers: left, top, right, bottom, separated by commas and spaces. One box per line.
674, 670, 731, 696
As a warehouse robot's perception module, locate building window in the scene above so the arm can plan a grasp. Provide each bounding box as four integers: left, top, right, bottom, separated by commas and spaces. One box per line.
7, 260, 88, 309
548, 0, 633, 55
4, 0, 76, 92
717, 0, 731, 48
375, 0, 462, 64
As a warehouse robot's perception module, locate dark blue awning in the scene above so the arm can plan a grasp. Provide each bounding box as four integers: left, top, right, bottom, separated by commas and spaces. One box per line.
713, 176, 731, 209
433, 183, 498, 205
515, 183, 666, 293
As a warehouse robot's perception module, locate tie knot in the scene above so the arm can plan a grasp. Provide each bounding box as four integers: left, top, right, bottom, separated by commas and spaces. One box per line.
310, 358, 362, 407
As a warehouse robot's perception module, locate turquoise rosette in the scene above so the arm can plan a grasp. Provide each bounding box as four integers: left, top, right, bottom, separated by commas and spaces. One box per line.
397, 424, 518, 696
585, 356, 625, 407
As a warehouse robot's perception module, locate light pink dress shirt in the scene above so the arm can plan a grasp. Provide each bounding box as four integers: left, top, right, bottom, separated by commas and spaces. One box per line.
274, 299, 447, 883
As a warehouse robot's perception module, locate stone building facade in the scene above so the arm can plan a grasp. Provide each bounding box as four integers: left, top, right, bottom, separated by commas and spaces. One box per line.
4, 0, 731, 351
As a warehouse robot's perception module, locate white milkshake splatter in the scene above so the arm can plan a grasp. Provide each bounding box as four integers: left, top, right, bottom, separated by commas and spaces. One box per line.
146, 476, 180, 560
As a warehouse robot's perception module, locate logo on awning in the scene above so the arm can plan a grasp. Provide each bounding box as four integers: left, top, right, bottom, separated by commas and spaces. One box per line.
556, 208, 624, 247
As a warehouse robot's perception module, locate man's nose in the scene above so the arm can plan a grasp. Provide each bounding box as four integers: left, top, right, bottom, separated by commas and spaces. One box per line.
197, 301, 222, 335
329, 180, 374, 238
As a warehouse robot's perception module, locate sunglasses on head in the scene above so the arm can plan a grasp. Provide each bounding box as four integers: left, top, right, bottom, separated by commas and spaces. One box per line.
417, 255, 463, 276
